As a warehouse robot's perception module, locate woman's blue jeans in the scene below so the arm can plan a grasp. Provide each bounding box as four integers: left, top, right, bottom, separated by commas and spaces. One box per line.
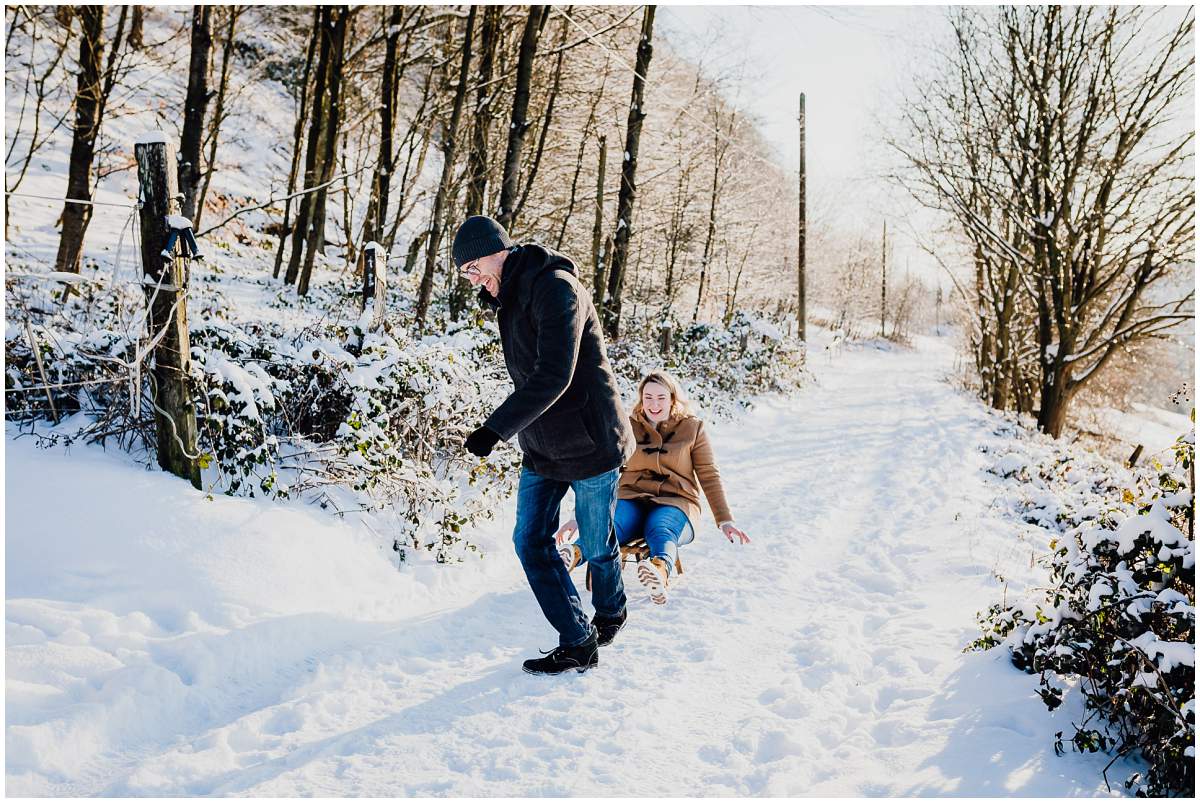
614, 498, 694, 577
513, 466, 626, 647
162, 225, 201, 259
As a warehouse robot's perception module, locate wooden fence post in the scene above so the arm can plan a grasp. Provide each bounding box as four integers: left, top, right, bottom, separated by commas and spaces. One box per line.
1128, 444, 1144, 468
135, 132, 201, 489
362, 241, 387, 331
659, 321, 672, 357
361, 245, 376, 310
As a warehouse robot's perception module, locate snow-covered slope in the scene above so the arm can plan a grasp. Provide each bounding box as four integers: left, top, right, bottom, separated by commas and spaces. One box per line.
5, 332, 1140, 796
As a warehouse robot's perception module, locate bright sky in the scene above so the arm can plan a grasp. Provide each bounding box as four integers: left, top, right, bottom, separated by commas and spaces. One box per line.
657, 4, 961, 289
657, 3, 1194, 296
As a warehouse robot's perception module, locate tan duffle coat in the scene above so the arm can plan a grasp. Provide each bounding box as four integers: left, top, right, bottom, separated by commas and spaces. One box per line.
617, 412, 734, 531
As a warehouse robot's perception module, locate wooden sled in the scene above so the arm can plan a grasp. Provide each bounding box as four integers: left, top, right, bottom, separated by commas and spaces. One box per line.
583, 537, 683, 590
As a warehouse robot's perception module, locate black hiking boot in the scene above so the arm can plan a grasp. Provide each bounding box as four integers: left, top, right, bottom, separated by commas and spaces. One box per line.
593, 610, 627, 647
522, 632, 599, 675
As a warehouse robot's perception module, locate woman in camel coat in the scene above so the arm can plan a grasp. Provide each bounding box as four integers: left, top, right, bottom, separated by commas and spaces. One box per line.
556, 370, 750, 603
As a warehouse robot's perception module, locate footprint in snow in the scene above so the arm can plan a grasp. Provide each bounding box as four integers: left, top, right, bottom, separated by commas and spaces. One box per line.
753, 728, 814, 763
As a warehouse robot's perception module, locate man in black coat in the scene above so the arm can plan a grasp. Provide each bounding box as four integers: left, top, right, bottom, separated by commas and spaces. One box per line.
454, 215, 635, 675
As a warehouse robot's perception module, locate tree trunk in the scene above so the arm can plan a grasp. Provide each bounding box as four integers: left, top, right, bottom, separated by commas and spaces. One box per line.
591, 134, 607, 310
556, 76, 609, 250
512, 16, 570, 227
1037, 368, 1074, 438
989, 260, 1019, 409
194, 5, 240, 232
285, 4, 332, 286
693, 112, 722, 324
362, 5, 403, 247
129, 5, 144, 49
298, 4, 349, 297
339, 128, 355, 268
466, 3, 501, 217
496, 5, 545, 230
664, 152, 692, 308
53, 6, 105, 281
274, 6, 320, 279
724, 235, 753, 325
415, 6, 476, 331
604, 5, 655, 339
384, 62, 436, 255
452, 5, 502, 321
179, 5, 212, 222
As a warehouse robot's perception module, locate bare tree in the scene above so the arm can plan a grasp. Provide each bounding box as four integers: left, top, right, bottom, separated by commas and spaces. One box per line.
496, 5, 547, 230
603, 5, 656, 338
273, 6, 320, 279
284, 5, 331, 286
693, 105, 734, 323
53, 5, 128, 285
128, 5, 144, 49
591, 134, 608, 309
297, 5, 350, 297
465, 3, 502, 217
383, 58, 437, 256
891, 5, 1194, 436
361, 5, 406, 247
5, 6, 74, 234
555, 75, 609, 251
194, 5, 244, 232
179, 5, 212, 221
415, 6, 476, 331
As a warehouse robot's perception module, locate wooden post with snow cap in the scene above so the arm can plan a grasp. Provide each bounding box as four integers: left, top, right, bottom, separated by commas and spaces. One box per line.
362, 241, 387, 331
135, 131, 202, 489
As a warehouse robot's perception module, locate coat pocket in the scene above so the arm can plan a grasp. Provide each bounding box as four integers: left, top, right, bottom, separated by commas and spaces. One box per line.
526, 392, 595, 460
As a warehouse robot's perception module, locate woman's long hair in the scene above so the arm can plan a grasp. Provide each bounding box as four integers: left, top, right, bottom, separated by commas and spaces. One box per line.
631, 370, 693, 422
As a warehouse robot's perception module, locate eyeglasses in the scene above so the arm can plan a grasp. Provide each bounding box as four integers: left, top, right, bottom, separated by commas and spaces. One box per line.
459, 259, 481, 277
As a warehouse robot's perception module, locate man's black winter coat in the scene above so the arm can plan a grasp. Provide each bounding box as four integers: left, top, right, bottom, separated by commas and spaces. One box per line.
481, 244, 635, 481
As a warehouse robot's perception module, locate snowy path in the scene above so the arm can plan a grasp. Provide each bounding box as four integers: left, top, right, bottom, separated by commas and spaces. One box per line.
7, 336, 1127, 796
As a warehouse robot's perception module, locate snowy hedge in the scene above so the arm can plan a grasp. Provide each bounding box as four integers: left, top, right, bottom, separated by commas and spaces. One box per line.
190, 318, 524, 562
607, 310, 808, 418
973, 420, 1195, 797
7, 298, 808, 564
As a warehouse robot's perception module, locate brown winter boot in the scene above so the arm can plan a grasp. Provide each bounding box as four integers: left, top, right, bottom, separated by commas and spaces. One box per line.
637, 556, 670, 605
559, 543, 583, 573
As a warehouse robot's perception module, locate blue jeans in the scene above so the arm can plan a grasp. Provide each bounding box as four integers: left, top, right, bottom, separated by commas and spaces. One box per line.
513, 466, 626, 647
162, 225, 201, 259
614, 499, 694, 578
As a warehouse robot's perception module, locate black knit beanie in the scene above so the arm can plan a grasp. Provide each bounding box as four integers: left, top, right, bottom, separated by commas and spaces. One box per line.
452, 215, 516, 267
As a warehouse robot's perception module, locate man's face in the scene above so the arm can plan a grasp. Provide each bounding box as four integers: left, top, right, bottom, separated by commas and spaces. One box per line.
461, 249, 508, 298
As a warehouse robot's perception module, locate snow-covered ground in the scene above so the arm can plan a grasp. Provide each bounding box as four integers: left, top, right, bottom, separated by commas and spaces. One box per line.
1086, 403, 1193, 455
5, 331, 1145, 796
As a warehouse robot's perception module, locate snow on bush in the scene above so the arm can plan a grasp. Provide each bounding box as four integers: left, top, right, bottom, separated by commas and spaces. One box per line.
189, 317, 521, 562
607, 310, 809, 418
973, 417, 1195, 796
7, 276, 809, 566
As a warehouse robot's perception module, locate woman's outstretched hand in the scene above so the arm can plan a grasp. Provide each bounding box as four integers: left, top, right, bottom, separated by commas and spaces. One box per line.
554, 518, 579, 545
721, 522, 751, 544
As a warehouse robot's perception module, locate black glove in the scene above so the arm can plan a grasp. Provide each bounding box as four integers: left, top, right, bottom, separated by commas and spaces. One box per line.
465, 425, 500, 457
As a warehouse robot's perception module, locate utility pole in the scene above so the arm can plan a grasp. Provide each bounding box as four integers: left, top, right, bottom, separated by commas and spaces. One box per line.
880, 220, 888, 338
797, 92, 807, 342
